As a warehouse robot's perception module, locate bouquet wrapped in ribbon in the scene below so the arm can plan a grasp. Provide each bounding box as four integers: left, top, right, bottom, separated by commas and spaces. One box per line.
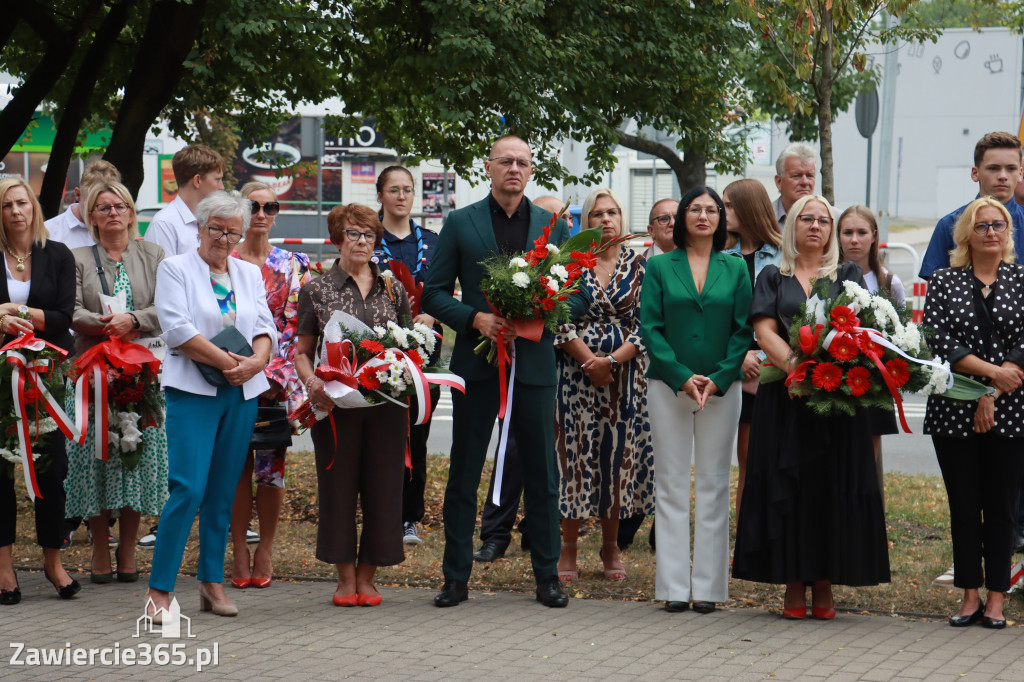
761, 279, 990, 430
0, 333, 83, 499
289, 310, 465, 431
69, 336, 163, 471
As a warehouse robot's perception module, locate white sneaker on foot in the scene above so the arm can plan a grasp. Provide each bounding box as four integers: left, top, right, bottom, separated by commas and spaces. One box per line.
246, 528, 260, 544
933, 564, 955, 586
403, 522, 423, 545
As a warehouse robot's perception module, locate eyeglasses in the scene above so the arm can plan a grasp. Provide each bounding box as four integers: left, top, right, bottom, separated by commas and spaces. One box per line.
651, 214, 674, 226
206, 225, 244, 244
250, 200, 280, 216
340, 229, 376, 243
974, 220, 1009, 234
93, 203, 130, 215
488, 157, 533, 169
687, 206, 720, 217
590, 208, 621, 220
797, 214, 833, 226
385, 187, 414, 197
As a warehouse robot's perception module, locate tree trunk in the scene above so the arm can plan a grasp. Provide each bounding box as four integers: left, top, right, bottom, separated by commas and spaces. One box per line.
103, 0, 209, 198
0, 5, 26, 56
0, 1, 102, 158
616, 131, 706, 195
39, 0, 133, 219
816, 5, 836, 205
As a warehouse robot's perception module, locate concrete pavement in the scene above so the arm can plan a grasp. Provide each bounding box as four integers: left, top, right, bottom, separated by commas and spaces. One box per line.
1, 570, 1021, 680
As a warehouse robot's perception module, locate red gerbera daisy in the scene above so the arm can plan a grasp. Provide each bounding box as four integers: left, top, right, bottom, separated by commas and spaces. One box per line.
406, 348, 423, 366
827, 334, 859, 362
811, 362, 842, 391
357, 366, 381, 391
845, 366, 872, 396
885, 358, 911, 388
360, 339, 385, 355
829, 305, 860, 333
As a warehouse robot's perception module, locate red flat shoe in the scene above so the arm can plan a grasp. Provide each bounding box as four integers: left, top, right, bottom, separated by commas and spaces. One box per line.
250, 577, 272, 588
357, 591, 382, 607
332, 592, 358, 607
811, 606, 835, 620
782, 606, 806, 620
230, 577, 251, 589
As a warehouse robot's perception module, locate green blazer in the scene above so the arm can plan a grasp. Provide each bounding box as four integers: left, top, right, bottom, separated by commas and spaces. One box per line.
641, 249, 753, 394
422, 196, 570, 386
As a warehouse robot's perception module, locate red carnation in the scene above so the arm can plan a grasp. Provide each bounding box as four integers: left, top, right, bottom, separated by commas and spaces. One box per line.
811, 362, 842, 391
829, 305, 860, 333
845, 366, 872, 396
798, 324, 824, 354
827, 334, 859, 362
885, 358, 911, 388
360, 339, 385, 355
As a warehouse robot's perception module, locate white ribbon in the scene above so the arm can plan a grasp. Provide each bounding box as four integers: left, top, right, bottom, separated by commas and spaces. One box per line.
491, 345, 516, 506
822, 327, 954, 390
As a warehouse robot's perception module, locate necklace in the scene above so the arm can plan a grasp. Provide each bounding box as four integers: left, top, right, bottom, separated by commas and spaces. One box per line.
6, 247, 30, 272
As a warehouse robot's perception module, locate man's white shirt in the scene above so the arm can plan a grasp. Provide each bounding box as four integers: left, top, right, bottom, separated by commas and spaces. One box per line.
144, 196, 198, 256
44, 205, 95, 249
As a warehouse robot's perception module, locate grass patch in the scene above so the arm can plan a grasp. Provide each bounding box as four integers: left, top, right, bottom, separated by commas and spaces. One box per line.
12, 453, 1015, 619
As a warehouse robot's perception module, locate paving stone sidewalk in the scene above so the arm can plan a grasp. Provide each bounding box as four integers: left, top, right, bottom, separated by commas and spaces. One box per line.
0, 571, 1021, 681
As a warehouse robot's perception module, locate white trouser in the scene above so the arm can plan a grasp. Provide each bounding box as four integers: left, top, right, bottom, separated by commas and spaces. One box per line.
649, 379, 739, 602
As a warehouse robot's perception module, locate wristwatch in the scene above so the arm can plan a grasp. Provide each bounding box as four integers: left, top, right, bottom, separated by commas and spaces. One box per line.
17, 305, 29, 320
607, 355, 620, 372
129, 313, 140, 330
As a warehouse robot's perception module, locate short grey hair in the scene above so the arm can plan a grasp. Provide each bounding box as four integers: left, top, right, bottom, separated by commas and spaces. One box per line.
775, 142, 817, 176
239, 181, 275, 199
195, 190, 252, 233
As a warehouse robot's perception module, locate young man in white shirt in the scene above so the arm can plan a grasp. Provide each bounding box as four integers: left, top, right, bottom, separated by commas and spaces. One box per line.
145, 145, 225, 256
45, 160, 122, 250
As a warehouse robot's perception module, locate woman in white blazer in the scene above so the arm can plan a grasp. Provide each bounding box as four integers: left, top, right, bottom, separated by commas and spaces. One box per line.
145, 191, 277, 620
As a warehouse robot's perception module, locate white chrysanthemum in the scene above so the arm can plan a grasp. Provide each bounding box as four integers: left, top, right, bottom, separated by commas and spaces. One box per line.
381, 269, 394, 279
869, 296, 901, 333
549, 264, 569, 283
0, 448, 20, 464
413, 322, 437, 353
408, 328, 426, 345
920, 362, 952, 396
509, 257, 529, 268
386, 322, 409, 348
373, 325, 386, 338
512, 272, 530, 288
27, 417, 58, 438
843, 281, 873, 309
545, 243, 559, 255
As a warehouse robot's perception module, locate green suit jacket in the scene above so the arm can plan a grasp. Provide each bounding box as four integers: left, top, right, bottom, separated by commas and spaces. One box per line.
422, 196, 570, 386
640, 248, 753, 394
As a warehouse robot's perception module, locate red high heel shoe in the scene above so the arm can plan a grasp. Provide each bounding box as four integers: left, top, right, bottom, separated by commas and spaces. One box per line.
782, 606, 806, 619
811, 606, 836, 620
251, 577, 272, 588
230, 577, 251, 589
332, 592, 358, 607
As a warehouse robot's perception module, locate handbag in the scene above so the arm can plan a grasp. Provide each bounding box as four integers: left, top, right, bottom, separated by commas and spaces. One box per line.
196, 325, 254, 387
249, 405, 292, 450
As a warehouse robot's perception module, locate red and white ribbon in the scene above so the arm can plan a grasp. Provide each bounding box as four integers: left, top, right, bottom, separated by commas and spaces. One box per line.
74, 365, 109, 461
491, 344, 517, 506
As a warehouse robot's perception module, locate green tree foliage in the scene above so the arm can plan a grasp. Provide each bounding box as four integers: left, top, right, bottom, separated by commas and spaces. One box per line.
732, 1, 939, 203
907, 0, 1020, 28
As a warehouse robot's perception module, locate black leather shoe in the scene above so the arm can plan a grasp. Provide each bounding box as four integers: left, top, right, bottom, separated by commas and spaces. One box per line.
692, 601, 716, 614
0, 571, 20, 605
665, 601, 689, 613
520, 532, 531, 553
473, 541, 507, 563
982, 615, 1007, 629
948, 603, 984, 627
44, 570, 81, 600
433, 580, 468, 607
535, 578, 568, 608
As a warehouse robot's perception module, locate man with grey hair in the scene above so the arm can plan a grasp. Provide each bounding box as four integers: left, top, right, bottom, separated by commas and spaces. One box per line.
773, 142, 817, 229
645, 198, 678, 257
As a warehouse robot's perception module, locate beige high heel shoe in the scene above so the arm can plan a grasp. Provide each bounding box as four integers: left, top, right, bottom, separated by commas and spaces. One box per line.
198, 583, 238, 617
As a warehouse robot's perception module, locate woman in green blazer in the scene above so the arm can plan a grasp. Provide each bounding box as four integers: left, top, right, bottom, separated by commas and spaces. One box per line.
641, 186, 752, 615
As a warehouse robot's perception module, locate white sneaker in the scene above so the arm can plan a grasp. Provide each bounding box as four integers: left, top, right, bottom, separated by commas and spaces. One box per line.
137, 525, 158, 549
403, 522, 423, 545
933, 564, 955, 586
246, 528, 260, 544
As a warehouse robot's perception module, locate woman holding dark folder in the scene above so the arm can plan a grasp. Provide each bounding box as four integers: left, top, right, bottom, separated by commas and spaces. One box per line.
145, 191, 276, 620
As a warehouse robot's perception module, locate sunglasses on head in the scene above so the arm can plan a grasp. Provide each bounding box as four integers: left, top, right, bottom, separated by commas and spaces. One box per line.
250, 200, 280, 216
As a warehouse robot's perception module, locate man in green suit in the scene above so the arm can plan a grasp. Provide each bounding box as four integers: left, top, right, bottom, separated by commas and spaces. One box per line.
422, 135, 571, 608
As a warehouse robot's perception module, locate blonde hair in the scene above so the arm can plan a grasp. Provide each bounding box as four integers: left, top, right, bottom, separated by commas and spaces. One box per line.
949, 196, 1015, 268
581, 188, 626, 238
0, 176, 48, 248
239, 181, 276, 199
82, 181, 138, 242
778, 194, 839, 279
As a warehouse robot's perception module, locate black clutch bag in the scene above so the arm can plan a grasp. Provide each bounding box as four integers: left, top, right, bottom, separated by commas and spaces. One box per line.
249, 405, 292, 450
196, 325, 254, 387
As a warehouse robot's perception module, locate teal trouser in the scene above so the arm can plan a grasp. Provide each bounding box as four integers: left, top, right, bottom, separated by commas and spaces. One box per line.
149, 385, 257, 592
443, 378, 559, 584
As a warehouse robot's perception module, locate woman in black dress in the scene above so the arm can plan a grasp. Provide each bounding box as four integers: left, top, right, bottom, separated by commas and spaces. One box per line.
732, 195, 891, 620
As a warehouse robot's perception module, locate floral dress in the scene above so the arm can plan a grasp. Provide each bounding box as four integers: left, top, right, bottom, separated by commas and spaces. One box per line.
554, 248, 654, 519
64, 264, 169, 518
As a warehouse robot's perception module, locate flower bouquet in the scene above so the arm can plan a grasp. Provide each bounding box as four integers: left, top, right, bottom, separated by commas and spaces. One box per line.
70, 336, 163, 470
0, 332, 83, 498
288, 310, 465, 432
760, 279, 990, 429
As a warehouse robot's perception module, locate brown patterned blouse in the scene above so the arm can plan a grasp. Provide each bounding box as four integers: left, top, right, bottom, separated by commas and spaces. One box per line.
296, 261, 411, 344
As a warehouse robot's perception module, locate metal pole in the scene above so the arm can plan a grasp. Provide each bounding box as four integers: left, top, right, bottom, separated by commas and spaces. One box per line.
866, 136, 873, 206
441, 165, 450, 223
316, 116, 325, 263
875, 13, 899, 245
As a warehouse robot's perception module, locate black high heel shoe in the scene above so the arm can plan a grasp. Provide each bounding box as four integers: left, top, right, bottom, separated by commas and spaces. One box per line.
0, 572, 20, 605
45, 568, 81, 600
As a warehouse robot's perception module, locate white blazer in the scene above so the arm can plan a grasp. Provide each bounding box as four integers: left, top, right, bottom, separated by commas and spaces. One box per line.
155, 250, 278, 400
